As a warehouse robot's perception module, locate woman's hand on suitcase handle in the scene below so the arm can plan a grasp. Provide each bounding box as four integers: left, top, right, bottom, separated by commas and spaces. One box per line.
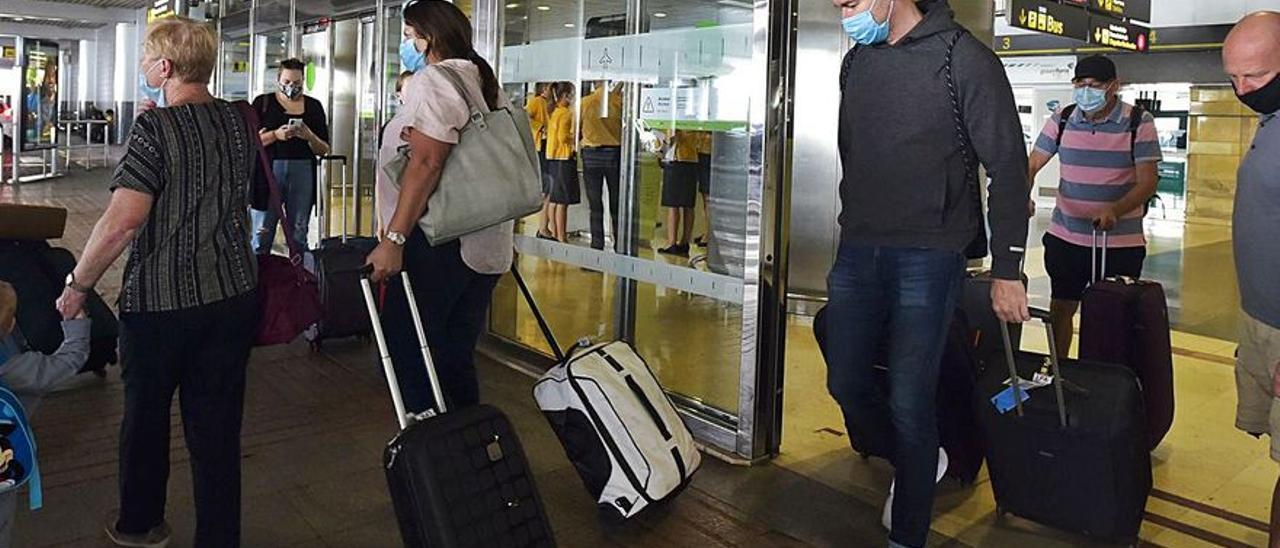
365, 240, 404, 284
991, 278, 1031, 323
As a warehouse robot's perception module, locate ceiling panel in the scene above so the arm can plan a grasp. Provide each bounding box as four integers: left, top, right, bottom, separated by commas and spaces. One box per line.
30, 0, 153, 8
0, 14, 108, 29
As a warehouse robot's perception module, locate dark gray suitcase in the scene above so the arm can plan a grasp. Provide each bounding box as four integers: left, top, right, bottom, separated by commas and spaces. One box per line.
304, 155, 376, 347
980, 309, 1151, 544
361, 272, 555, 548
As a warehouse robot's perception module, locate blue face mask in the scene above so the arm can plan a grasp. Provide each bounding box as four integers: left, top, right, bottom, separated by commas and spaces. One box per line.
138, 60, 167, 108
400, 39, 427, 73
842, 0, 895, 46
1074, 85, 1109, 113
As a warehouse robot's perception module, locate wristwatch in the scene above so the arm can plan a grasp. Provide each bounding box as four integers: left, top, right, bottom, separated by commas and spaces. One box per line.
385, 231, 407, 246
65, 272, 92, 294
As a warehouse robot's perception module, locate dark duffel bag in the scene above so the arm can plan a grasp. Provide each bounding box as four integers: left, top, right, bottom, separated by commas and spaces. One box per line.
813, 305, 986, 485
1079, 230, 1175, 451
980, 308, 1151, 544
0, 240, 118, 375
361, 272, 555, 548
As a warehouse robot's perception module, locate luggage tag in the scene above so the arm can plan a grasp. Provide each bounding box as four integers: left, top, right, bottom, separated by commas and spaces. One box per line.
991, 385, 1031, 414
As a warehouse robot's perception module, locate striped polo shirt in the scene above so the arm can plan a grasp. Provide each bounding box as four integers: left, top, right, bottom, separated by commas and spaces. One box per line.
1034, 102, 1162, 248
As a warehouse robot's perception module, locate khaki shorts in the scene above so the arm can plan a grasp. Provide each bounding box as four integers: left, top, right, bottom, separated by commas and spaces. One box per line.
1236, 312, 1280, 462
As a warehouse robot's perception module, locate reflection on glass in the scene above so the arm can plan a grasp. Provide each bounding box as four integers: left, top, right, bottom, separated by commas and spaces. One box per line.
220, 37, 251, 101
490, 0, 756, 420
255, 30, 290, 95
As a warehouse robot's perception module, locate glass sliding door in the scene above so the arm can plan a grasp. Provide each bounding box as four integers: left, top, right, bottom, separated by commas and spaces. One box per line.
481, 0, 790, 461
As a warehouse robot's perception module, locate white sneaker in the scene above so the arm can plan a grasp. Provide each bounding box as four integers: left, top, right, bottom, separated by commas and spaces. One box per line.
882, 448, 950, 531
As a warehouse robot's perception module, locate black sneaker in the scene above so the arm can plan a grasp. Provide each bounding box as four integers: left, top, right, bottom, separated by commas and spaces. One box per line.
658, 244, 689, 256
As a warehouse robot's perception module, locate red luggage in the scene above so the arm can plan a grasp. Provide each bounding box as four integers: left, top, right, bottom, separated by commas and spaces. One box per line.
1079, 230, 1174, 451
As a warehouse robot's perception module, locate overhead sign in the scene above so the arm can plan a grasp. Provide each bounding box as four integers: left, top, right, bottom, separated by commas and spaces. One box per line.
148, 0, 174, 22
1064, 0, 1151, 23
1003, 55, 1077, 85
1091, 17, 1150, 52
1008, 0, 1091, 42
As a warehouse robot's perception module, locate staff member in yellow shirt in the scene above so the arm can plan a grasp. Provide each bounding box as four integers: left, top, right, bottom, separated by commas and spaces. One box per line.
579, 81, 623, 251
527, 83, 557, 239
546, 82, 580, 242
659, 129, 700, 255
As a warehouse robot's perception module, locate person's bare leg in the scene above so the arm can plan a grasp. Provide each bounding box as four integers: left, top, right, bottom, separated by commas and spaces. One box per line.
1049, 299, 1080, 357
554, 204, 568, 242
539, 197, 552, 236
666, 208, 679, 247
681, 207, 695, 246
1270, 474, 1280, 548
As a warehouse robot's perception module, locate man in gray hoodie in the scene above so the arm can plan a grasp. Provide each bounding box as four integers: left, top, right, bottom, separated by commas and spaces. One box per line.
0, 280, 91, 547
825, 1, 1030, 546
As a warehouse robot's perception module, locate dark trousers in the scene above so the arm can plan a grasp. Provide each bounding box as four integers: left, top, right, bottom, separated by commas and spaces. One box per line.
824, 244, 965, 548
581, 147, 621, 250
380, 230, 500, 414
116, 291, 258, 548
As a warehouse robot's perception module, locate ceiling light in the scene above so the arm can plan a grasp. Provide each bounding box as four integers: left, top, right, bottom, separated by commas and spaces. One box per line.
505, 2, 519, 8
653, 12, 667, 18
536, 5, 551, 11
564, 23, 575, 28
13, 17, 25, 22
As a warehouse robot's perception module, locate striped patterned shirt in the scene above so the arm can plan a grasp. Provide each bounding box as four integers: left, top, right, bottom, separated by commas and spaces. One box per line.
111, 100, 258, 313
1034, 102, 1161, 248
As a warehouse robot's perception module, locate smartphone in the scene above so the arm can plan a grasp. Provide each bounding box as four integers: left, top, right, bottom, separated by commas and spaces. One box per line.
288, 118, 303, 129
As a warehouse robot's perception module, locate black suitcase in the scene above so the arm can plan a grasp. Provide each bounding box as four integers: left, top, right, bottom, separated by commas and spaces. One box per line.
980, 309, 1151, 544
0, 240, 119, 375
360, 272, 555, 548
812, 306, 986, 484
962, 269, 1024, 372
304, 155, 377, 347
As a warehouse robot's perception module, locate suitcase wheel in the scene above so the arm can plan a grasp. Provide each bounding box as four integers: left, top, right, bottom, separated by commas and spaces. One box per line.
309, 340, 323, 352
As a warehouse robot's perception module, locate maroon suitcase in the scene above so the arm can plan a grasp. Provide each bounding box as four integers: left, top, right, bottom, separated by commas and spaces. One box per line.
1079, 231, 1174, 451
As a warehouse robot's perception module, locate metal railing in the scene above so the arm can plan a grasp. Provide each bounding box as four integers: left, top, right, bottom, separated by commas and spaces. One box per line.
58, 120, 112, 171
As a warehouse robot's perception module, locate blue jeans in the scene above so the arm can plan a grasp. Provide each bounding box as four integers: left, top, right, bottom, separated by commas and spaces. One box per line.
824, 244, 965, 548
251, 159, 315, 253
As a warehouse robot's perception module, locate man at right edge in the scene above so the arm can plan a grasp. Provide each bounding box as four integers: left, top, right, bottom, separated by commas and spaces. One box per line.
1224, 11, 1280, 548
826, 0, 1030, 547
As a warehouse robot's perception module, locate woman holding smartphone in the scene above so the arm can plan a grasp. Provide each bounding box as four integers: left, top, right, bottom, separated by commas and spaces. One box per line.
250, 57, 331, 254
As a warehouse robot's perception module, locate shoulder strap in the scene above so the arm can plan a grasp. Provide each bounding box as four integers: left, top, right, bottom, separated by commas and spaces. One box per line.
1128, 105, 1145, 159
434, 65, 490, 120
943, 30, 974, 180
234, 101, 301, 259
839, 46, 860, 96
1056, 104, 1077, 148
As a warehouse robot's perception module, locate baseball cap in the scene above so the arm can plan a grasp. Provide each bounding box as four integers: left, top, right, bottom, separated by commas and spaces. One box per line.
1074, 55, 1117, 82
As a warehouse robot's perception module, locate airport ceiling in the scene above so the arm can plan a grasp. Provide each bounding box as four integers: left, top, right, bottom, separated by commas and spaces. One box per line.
27, 0, 153, 8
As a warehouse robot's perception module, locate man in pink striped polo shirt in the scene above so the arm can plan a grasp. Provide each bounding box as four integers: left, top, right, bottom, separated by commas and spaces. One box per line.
1027, 55, 1162, 354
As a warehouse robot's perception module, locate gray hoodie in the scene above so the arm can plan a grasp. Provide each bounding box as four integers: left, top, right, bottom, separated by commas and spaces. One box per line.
0, 319, 90, 414
838, 0, 1029, 280
0, 319, 89, 547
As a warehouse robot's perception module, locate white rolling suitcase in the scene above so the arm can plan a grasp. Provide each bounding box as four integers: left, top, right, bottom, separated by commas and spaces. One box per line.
513, 268, 701, 519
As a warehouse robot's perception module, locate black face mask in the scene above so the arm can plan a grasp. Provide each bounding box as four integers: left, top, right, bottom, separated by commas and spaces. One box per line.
1236, 73, 1280, 115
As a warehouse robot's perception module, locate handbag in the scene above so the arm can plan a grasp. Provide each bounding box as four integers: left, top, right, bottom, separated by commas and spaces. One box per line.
381, 66, 542, 245
234, 102, 323, 347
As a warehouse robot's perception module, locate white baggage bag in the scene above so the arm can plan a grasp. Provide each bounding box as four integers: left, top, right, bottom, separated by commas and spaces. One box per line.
514, 269, 701, 519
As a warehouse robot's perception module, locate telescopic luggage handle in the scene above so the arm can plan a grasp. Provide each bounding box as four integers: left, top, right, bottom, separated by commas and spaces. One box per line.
510, 266, 566, 362
360, 267, 448, 430
1000, 308, 1068, 428
1091, 227, 1109, 285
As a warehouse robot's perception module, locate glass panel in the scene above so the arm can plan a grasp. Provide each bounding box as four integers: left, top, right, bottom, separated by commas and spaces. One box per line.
629, 0, 753, 416
355, 16, 379, 237
219, 11, 252, 101
489, 0, 757, 422
254, 30, 291, 96
489, 0, 619, 352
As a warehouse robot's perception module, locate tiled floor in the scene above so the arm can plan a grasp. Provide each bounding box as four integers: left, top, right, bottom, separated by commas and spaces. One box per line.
4, 160, 1274, 547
